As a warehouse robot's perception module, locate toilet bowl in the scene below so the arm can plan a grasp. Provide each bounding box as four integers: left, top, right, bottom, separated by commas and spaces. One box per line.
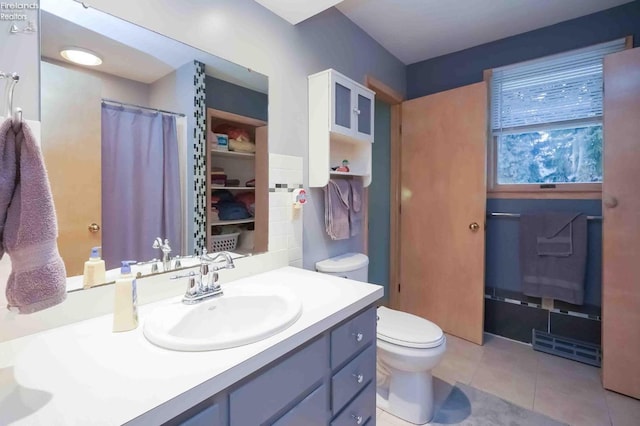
314, 254, 446, 424
376, 306, 446, 425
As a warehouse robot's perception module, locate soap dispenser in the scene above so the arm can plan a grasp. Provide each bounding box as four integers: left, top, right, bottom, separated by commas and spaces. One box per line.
83, 246, 106, 289
113, 260, 138, 333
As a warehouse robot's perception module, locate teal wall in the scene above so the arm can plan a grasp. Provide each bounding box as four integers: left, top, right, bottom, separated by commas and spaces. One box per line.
368, 100, 391, 301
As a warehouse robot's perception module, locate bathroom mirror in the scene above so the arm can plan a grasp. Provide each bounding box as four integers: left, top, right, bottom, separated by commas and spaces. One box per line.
39, 0, 269, 291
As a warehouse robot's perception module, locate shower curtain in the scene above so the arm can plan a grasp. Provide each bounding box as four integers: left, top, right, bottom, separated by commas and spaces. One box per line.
101, 104, 181, 269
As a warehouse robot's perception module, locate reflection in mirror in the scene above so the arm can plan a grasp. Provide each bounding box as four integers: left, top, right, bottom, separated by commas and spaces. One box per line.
39, 0, 269, 292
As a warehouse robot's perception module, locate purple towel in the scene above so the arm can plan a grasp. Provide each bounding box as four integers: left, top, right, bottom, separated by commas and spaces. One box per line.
0, 119, 66, 314
520, 212, 587, 305
348, 179, 363, 237
324, 179, 351, 240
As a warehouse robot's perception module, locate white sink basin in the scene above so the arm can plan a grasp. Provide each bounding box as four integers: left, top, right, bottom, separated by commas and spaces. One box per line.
143, 284, 303, 351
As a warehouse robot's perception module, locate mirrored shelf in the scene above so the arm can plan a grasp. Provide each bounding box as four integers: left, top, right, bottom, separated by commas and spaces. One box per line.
329, 171, 368, 177
211, 186, 255, 190
209, 218, 255, 226
210, 150, 256, 158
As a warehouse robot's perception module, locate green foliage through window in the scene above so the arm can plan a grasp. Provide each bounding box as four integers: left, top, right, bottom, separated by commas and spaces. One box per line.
497, 124, 602, 184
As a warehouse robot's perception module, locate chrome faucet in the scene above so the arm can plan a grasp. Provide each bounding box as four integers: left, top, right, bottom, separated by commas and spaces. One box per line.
152, 238, 172, 271
171, 250, 235, 304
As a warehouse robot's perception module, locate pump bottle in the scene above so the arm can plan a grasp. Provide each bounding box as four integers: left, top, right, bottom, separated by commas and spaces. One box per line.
83, 246, 106, 289
113, 260, 138, 332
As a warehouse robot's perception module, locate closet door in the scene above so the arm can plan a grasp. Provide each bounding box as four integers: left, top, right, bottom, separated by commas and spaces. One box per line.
602, 47, 640, 399
399, 82, 487, 345
41, 61, 102, 276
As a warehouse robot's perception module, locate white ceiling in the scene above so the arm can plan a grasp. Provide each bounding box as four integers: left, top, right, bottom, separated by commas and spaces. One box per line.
40, 0, 268, 93
336, 0, 633, 64
41, 12, 175, 84
254, 0, 343, 24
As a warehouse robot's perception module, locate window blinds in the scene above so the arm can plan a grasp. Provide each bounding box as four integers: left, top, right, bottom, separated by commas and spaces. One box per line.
491, 38, 626, 132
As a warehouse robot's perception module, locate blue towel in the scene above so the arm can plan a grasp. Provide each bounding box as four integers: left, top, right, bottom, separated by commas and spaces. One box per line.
216, 201, 250, 221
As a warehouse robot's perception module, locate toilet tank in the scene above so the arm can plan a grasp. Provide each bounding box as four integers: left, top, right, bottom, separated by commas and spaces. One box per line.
315, 253, 369, 282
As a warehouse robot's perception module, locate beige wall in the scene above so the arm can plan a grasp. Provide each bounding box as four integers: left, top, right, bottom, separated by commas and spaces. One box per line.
42, 57, 151, 106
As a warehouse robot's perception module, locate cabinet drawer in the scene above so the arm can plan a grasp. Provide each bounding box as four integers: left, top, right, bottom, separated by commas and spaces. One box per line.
273, 384, 329, 426
332, 344, 375, 415
331, 381, 375, 426
177, 403, 222, 426
331, 307, 376, 368
229, 335, 329, 426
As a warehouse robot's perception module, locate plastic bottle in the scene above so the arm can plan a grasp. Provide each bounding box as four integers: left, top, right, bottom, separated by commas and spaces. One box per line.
113, 260, 139, 332
82, 246, 106, 289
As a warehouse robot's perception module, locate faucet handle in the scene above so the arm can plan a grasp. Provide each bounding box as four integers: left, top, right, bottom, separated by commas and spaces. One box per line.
171, 271, 200, 296
208, 272, 220, 291
152, 237, 162, 249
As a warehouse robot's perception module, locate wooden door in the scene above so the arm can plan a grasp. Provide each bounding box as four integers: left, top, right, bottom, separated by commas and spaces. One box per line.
254, 125, 269, 253
400, 82, 487, 345
602, 47, 640, 398
41, 62, 102, 276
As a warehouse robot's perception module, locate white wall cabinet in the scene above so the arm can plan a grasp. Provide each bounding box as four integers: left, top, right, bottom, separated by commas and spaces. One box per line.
328, 71, 375, 142
309, 69, 375, 188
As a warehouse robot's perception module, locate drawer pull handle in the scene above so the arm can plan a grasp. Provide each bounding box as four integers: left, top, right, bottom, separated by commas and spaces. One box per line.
353, 373, 364, 384
353, 332, 363, 342
351, 414, 363, 425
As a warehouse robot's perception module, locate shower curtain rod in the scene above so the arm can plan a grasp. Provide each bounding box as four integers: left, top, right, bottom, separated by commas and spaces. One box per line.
488, 212, 602, 220
101, 98, 186, 117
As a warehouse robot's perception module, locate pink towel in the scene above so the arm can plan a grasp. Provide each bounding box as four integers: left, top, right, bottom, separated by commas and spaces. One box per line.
324, 179, 351, 240
0, 119, 66, 314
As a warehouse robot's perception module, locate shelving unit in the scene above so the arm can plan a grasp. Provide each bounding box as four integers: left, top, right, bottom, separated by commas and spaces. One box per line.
308, 69, 375, 188
206, 107, 268, 254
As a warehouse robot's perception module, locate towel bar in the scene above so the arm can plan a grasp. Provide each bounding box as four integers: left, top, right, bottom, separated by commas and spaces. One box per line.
487, 212, 602, 221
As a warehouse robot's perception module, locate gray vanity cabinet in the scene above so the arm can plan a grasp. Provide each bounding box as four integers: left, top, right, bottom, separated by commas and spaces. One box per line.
166, 305, 377, 426
177, 402, 224, 426
229, 336, 330, 425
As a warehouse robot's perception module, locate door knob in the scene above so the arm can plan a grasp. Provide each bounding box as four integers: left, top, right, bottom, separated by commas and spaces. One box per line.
88, 223, 101, 233
469, 222, 480, 232
603, 194, 618, 209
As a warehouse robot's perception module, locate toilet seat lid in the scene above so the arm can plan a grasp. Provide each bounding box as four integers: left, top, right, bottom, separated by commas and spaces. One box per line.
376, 306, 445, 349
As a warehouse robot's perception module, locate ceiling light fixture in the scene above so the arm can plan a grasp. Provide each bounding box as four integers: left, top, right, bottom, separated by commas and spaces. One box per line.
60, 47, 102, 66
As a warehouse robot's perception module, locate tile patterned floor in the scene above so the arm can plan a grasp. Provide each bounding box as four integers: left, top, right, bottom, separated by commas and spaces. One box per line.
377, 333, 640, 426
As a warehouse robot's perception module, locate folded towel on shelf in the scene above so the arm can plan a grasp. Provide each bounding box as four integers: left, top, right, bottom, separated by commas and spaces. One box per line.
216, 201, 251, 221
1, 118, 67, 314
519, 212, 587, 305
324, 179, 351, 240
348, 179, 364, 237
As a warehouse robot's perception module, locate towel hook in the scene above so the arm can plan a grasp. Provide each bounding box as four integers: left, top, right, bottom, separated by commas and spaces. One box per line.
4, 72, 22, 122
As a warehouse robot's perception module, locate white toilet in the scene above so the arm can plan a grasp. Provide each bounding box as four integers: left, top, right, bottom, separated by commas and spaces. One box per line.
316, 253, 446, 425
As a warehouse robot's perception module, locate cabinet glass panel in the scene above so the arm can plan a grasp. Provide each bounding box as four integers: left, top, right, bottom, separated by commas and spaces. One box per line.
357, 94, 371, 135
335, 83, 352, 129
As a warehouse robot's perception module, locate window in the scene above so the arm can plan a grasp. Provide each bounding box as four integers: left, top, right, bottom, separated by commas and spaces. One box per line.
489, 38, 627, 190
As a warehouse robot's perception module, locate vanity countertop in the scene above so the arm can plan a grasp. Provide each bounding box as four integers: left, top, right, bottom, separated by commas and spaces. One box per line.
0, 267, 383, 425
